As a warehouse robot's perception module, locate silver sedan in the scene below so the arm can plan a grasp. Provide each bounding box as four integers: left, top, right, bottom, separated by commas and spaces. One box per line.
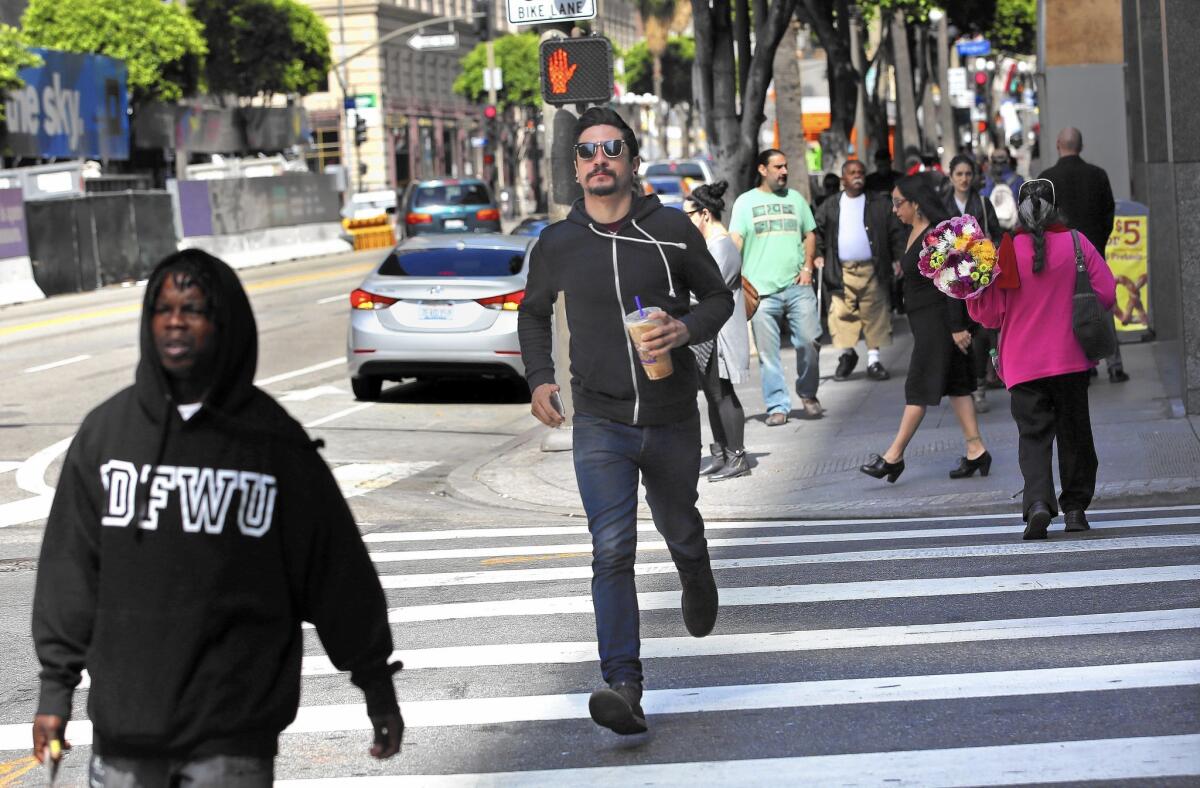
346, 233, 534, 400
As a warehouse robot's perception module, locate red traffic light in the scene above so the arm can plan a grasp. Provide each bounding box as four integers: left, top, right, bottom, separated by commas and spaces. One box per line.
484, 105, 497, 119
539, 37, 614, 106
974, 71, 988, 86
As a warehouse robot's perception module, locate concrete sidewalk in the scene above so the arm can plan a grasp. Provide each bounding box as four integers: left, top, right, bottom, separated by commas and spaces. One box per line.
448, 320, 1200, 520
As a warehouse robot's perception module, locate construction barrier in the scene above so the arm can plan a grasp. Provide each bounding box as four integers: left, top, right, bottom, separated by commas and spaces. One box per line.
342, 215, 396, 251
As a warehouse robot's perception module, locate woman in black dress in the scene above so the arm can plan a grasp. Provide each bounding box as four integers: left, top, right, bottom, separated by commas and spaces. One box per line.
861, 175, 991, 483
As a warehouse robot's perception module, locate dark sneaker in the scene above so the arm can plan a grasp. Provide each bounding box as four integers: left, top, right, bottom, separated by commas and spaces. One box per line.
1109, 368, 1130, 383
1023, 502, 1053, 540
588, 681, 647, 735
765, 411, 788, 427
834, 350, 858, 381
866, 362, 890, 381
1064, 510, 1090, 532
680, 562, 719, 636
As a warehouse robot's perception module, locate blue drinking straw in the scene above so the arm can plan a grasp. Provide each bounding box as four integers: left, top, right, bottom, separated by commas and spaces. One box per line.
635, 295, 645, 318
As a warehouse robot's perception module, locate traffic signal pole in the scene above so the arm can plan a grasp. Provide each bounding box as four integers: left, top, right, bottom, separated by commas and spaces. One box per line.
485, 39, 507, 193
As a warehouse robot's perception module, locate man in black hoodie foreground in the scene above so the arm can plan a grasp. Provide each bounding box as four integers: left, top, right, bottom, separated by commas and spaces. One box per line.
518, 108, 734, 735
31, 250, 402, 785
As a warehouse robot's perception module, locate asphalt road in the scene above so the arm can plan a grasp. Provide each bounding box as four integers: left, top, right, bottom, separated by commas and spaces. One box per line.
0, 251, 1198, 785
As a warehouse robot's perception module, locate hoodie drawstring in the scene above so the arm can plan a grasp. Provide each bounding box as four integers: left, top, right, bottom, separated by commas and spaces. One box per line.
588, 222, 687, 299
134, 396, 175, 539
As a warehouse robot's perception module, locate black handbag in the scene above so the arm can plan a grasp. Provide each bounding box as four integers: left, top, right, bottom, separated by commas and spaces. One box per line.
1070, 231, 1116, 362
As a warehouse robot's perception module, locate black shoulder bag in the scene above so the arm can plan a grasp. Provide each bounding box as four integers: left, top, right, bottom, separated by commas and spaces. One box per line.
1070, 230, 1116, 362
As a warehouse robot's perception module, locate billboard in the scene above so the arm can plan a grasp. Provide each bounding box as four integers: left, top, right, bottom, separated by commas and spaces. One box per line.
2, 48, 130, 160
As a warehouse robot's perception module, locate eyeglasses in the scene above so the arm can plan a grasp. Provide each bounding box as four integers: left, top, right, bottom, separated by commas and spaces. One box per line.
684, 208, 703, 217
574, 139, 625, 160
891, 196, 909, 207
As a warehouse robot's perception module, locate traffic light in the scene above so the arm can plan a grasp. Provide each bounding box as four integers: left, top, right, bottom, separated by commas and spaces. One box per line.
483, 105, 497, 121
354, 115, 367, 146
473, 0, 491, 41
539, 37, 614, 106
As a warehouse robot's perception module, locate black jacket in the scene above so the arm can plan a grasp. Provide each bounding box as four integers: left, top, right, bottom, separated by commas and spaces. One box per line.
1038, 155, 1115, 256
518, 194, 733, 425
33, 256, 398, 759
813, 190, 906, 294
943, 190, 1002, 244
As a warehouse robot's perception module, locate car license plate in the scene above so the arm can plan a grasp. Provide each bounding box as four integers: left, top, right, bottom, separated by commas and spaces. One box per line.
419, 304, 452, 321
444, 219, 466, 230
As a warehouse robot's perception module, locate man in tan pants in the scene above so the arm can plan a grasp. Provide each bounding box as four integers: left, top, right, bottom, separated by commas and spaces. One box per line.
814, 160, 906, 381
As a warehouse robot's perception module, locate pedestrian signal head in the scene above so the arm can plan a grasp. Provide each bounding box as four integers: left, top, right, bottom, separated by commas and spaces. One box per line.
539, 37, 614, 106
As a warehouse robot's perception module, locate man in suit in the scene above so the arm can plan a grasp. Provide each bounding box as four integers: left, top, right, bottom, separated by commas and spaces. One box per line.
1039, 127, 1129, 383
813, 160, 907, 382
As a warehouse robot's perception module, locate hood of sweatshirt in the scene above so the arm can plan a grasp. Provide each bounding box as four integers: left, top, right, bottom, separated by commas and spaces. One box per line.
135, 252, 258, 423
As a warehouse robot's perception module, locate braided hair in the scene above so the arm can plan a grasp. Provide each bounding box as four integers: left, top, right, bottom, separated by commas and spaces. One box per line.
1016, 179, 1061, 273
688, 180, 729, 223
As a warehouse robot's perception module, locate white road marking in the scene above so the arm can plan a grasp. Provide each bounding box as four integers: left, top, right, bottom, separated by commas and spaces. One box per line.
378, 534, 1200, 589
304, 403, 373, 429
333, 462, 437, 499
366, 516, 1196, 562
9, 661, 1196, 752
256, 358, 343, 387
278, 384, 347, 402
23, 354, 90, 374
0, 462, 20, 474
0, 495, 53, 529
297, 608, 1200, 673
372, 564, 1200, 624
362, 507, 1200, 543
0, 436, 73, 528
316, 293, 347, 305
276, 735, 1200, 787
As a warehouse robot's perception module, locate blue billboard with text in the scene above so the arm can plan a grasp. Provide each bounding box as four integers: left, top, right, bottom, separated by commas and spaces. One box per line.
2, 48, 130, 160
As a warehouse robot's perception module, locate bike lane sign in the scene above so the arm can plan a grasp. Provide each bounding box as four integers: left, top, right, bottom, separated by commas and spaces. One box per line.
507, 0, 596, 26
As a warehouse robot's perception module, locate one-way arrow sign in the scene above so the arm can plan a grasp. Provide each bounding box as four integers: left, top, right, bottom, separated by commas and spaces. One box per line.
409, 32, 459, 50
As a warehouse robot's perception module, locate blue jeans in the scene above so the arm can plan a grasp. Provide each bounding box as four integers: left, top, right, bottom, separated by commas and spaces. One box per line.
750, 282, 822, 413
572, 411, 711, 685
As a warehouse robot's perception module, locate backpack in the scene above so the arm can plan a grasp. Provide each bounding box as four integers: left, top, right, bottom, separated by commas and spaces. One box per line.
990, 181, 1017, 230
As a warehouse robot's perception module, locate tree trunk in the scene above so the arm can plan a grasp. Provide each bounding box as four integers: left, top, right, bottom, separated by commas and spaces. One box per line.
889, 9, 918, 164
653, 53, 667, 159
773, 21, 810, 200
795, 0, 855, 157
734, 0, 751, 111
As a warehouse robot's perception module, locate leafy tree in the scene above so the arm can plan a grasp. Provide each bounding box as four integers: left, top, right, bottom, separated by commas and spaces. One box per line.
988, 0, 1036, 54
0, 24, 41, 122
453, 32, 541, 112
623, 36, 694, 106
191, 0, 332, 101
21, 0, 206, 106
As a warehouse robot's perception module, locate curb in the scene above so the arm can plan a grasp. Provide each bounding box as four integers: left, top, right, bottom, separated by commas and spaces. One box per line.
445, 427, 1200, 521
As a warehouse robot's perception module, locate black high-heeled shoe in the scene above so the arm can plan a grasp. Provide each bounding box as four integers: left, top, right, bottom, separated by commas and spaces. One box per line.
949, 451, 992, 479
860, 454, 905, 483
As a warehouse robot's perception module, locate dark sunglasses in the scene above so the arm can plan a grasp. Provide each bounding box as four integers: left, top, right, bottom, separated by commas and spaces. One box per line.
574, 139, 625, 160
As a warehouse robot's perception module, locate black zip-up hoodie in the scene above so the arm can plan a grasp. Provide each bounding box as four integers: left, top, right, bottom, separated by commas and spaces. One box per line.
32, 255, 399, 758
518, 194, 734, 425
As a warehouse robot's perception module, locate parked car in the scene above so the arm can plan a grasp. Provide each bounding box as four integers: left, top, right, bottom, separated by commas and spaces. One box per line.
346, 233, 534, 400
640, 158, 714, 184
399, 178, 501, 238
341, 189, 397, 221
509, 214, 550, 237
643, 175, 686, 210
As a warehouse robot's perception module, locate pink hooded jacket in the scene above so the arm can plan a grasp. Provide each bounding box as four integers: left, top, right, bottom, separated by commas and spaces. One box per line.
968, 230, 1117, 388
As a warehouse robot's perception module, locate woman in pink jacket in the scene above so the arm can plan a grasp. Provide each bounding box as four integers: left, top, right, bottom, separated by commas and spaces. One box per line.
968, 179, 1116, 540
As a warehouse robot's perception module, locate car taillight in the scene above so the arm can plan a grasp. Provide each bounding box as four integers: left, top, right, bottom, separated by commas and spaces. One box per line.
350, 289, 398, 310
476, 290, 525, 311
406, 212, 433, 225
476, 208, 500, 222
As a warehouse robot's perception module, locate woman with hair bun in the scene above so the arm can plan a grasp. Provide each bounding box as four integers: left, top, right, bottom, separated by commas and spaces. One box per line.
968, 179, 1116, 540
683, 180, 751, 481
861, 175, 990, 485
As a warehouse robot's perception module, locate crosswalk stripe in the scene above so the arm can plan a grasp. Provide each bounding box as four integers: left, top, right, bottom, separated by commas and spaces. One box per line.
297, 608, 1200, 673
275, 734, 1200, 787
362, 511, 1200, 543
378, 534, 1200, 589
366, 517, 1195, 563
372, 565, 1200, 624
6, 660, 1193, 753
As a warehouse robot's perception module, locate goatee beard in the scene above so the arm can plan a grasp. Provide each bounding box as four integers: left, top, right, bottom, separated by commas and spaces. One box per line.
586, 181, 620, 197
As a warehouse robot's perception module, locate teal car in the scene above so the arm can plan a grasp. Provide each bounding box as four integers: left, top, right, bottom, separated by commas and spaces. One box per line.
400, 178, 501, 238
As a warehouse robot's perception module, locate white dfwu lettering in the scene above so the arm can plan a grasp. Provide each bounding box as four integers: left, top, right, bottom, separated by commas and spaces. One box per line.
98, 461, 276, 537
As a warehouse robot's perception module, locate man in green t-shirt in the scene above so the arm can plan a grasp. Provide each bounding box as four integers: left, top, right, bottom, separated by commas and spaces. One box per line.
730, 149, 822, 425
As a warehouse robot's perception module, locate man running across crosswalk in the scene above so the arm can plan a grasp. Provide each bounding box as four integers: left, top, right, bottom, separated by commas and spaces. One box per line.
518, 107, 732, 735
31, 250, 403, 785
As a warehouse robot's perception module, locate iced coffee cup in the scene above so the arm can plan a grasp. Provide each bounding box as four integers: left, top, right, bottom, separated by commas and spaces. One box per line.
624, 307, 674, 380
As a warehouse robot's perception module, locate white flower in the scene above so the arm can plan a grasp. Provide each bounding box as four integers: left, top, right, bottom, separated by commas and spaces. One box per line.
938, 267, 959, 289
957, 261, 974, 277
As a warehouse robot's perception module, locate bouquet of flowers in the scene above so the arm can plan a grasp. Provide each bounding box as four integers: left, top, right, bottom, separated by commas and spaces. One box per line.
917, 215, 1000, 300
